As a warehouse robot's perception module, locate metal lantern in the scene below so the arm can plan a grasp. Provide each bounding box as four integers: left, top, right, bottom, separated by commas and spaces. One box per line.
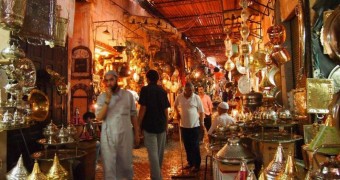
0, 0, 27, 30
46, 154, 68, 180
265, 143, 286, 180
6, 154, 28, 180
27, 160, 47, 180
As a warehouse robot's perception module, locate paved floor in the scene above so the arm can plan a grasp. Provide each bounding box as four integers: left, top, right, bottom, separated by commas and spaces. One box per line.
95, 130, 215, 180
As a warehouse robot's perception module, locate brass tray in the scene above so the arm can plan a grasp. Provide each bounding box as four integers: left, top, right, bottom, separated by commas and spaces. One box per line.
306, 78, 334, 114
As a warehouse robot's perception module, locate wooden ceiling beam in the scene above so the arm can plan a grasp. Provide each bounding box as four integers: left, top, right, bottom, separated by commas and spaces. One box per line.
168, 12, 223, 21
153, 0, 220, 8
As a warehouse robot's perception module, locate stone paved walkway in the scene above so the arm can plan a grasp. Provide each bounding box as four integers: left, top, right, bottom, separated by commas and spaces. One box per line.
95, 131, 214, 180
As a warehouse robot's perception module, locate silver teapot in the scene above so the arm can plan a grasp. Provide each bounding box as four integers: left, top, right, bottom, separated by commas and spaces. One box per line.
262, 108, 278, 122
58, 125, 69, 143
66, 123, 77, 142
2, 110, 13, 127
277, 108, 292, 120
43, 120, 58, 144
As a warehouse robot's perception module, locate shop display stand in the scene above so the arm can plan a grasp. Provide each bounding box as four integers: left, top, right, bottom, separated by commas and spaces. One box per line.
250, 120, 303, 169
32, 138, 87, 179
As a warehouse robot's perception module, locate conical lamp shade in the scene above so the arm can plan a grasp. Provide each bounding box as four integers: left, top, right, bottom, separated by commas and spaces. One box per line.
278, 153, 298, 180
258, 165, 265, 180
6, 154, 28, 180
308, 125, 340, 155
46, 154, 68, 180
265, 143, 286, 179
27, 160, 47, 180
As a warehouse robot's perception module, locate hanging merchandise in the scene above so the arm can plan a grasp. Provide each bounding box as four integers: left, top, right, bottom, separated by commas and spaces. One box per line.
17, 0, 57, 45
0, 0, 27, 30
306, 78, 334, 114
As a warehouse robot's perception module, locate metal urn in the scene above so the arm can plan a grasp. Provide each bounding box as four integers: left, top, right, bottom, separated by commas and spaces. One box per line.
6, 154, 28, 180
66, 123, 77, 142
43, 120, 58, 144
27, 160, 47, 180
243, 89, 263, 112
57, 125, 69, 143
278, 153, 299, 180
46, 154, 68, 180
265, 143, 286, 180
214, 137, 255, 164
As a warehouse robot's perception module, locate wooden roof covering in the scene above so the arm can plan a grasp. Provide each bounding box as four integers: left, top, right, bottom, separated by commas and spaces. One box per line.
138, 0, 274, 62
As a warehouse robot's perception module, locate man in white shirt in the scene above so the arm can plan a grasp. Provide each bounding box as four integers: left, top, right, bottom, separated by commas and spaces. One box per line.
96, 70, 140, 180
174, 82, 204, 172
208, 102, 235, 135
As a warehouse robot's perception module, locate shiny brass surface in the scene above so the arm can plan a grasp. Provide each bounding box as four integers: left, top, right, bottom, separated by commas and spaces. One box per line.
46, 154, 68, 180
28, 89, 49, 121
265, 144, 286, 179
292, 88, 307, 120
306, 78, 334, 114
278, 154, 298, 180
6, 154, 28, 180
27, 160, 47, 180
214, 137, 255, 164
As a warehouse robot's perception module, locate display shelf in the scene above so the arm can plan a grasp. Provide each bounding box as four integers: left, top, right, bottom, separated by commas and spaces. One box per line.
0, 123, 30, 131
249, 132, 303, 143
31, 149, 87, 161
36, 138, 78, 146
258, 120, 298, 127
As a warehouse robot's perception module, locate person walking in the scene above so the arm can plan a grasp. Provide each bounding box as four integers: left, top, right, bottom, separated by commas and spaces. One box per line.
96, 70, 140, 180
174, 82, 204, 172
137, 69, 170, 180
197, 85, 213, 142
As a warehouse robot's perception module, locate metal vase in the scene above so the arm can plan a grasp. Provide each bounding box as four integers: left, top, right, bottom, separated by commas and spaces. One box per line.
0, 0, 27, 30
6, 154, 28, 180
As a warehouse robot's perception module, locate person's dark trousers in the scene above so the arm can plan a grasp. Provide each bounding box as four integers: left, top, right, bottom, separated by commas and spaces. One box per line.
199, 115, 211, 141
181, 127, 201, 169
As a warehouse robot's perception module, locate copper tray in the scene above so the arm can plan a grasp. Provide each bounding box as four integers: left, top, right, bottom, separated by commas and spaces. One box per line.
306, 78, 334, 114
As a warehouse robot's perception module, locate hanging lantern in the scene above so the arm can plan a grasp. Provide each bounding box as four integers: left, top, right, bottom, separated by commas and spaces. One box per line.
224, 58, 235, 81
0, 0, 27, 30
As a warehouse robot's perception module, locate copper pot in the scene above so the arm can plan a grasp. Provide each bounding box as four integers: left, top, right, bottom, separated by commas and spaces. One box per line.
267, 24, 286, 45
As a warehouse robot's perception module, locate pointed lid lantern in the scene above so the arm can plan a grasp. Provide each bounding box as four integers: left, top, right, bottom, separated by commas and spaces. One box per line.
6, 154, 28, 180
46, 154, 68, 180
215, 137, 255, 164
265, 143, 286, 179
27, 160, 47, 180
278, 153, 298, 180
